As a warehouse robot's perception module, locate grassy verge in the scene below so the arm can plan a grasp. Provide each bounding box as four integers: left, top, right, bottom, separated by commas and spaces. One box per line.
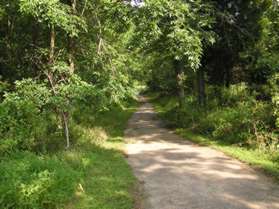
150, 94, 279, 181
0, 100, 138, 209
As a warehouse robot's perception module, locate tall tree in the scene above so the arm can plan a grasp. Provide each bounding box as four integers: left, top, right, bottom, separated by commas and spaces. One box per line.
134, 0, 215, 105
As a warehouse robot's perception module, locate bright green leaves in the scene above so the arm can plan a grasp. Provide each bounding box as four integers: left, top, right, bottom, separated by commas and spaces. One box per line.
168, 28, 203, 69
0, 75, 101, 153
0, 79, 51, 152
136, 0, 215, 70
19, 0, 86, 37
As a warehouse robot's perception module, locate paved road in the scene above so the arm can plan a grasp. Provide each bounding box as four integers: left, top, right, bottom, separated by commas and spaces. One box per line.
125, 102, 279, 209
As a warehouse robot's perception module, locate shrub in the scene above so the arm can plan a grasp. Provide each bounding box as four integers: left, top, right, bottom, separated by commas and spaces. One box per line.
270, 73, 279, 128
155, 83, 278, 150
207, 83, 251, 106
201, 104, 253, 143
0, 152, 80, 209
0, 80, 52, 154
0, 77, 105, 154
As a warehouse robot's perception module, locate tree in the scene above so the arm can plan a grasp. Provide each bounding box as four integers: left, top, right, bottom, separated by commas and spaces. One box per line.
134, 0, 215, 106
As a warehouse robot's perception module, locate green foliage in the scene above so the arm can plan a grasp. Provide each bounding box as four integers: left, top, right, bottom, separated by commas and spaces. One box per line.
151, 83, 278, 150
0, 99, 138, 209
152, 93, 279, 179
209, 83, 251, 106
0, 151, 80, 209
0, 79, 51, 153
146, 54, 177, 93
0, 77, 107, 154
176, 130, 279, 181
0, 0, 142, 151
67, 146, 135, 209
1, 0, 279, 207
135, 0, 215, 69
19, 0, 86, 36
270, 73, 279, 128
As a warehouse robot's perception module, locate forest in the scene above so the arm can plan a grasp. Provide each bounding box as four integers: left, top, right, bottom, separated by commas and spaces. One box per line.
0, 0, 278, 208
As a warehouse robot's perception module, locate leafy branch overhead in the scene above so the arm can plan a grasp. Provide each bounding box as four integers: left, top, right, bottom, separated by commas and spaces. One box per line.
19, 0, 87, 36
134, 0, 215, 69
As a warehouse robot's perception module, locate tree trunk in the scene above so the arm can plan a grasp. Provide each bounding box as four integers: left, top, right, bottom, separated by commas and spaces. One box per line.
62, 112, 70, 149
174, 60, 185, 108
68, 38, 75, 74
6, 15, 13, 62
47, 25, 56, 88
197, 68, 206, 106
49, 26, 55, 64
224, 67, 231, 88
62, 0, 78, 149
48, 26, 70, 149
68, 0, 77, 74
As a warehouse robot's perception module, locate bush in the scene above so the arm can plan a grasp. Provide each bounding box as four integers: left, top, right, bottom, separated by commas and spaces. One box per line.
0, 77, 106, 154
270, 73, 279, 128
0, 98, 138, 209
0, 152, 80, 209
0, 80, 52, 154
154, 83, 278, 150
200, 104, 253, 143
206, 83, 251, 106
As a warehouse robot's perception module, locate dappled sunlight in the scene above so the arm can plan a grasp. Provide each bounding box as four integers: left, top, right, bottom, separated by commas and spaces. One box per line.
125, 102, 279, 209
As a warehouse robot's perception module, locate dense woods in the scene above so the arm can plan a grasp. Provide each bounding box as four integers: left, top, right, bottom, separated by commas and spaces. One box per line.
0, 0, 278, 208
146, 0, 279, 150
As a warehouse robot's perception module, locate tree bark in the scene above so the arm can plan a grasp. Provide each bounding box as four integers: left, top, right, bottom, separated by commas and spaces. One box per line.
6, 15, 13, 62
68, 0, 77, 74
174, 60, 185, 108
49, 26, 55, 65
47, 25, 56, 89
68, 38, 75, 74
48, 26, 70, 149
62, 112, 70, 149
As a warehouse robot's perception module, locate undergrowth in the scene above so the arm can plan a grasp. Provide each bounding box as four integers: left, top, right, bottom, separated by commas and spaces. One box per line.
150, 91, 279, 180
0, 99, 138, 209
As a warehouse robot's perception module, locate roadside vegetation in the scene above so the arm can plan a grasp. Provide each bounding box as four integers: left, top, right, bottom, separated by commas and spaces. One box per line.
1, 0, 279, 208
151, 93, 279, 180
0, 99, 138, 209
143, 0, 279, 181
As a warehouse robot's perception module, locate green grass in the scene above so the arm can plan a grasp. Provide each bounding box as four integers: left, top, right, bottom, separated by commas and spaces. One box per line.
0, 99, 138, 209
68, 100, 138, 209
176, 130, 279, 179
64, 145, 135, 209
150, 94, 279, 181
